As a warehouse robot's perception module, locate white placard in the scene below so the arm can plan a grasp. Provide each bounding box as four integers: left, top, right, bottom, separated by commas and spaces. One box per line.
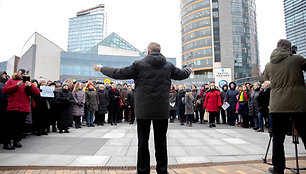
214, 68, 232, 89
222, 102, 230, 110
40, 86, 55, 98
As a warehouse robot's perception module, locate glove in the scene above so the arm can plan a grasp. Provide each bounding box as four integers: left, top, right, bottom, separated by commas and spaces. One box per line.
188, 107, 191, 109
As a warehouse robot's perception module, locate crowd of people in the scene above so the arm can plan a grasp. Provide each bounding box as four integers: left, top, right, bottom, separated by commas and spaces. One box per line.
0, 68, 272, 150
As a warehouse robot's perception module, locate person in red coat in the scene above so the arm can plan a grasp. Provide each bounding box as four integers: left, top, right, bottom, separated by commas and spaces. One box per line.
204, 82, 222, 128
2, 69, 40, 150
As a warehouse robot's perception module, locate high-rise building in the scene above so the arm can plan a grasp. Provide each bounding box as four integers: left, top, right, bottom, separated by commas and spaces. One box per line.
180, 0, 259, 80
284, 0, 305, 57
68, 4, 106, 53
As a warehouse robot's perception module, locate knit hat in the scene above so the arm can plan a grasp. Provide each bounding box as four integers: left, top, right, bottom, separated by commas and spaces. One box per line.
185, 88, 192, 92
87, 83, 94, 88
99, 84, 105, 88
62, 83, 69, 87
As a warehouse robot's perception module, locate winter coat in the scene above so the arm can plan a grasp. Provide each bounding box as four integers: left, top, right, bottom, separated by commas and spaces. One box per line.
169, 90, 177, 111
104, 87, 110, 106
85, 89, 99, 112
127, 89, 135, 108
237, 91, 250, 116
204, 89, 222, 112
56, 89, 74, 130
2, 78, 40, 113
109, 88, 120, 111
0, 77, 8, 113
196, 89, 205, 112
264, 48, 306, 113
258, 87, 270, 114
97, 89, 108, 114
225, 82, 239, 115
184, 94, 195, 115
220, 85, 228, 102
101, 52, 191, 119
191, 89, 198, 111
120, 88, 129, 105
72, 89, 85, 116
176, 90, 186, 115
248, 88, 261, 117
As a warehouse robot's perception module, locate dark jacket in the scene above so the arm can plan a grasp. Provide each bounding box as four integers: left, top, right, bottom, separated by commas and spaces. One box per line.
258, 87, 270, 114
226, 82, 239, 115
85, 89, 99, 112
264, 48, 306, 113
220, 85, 228, 102
0, 73, 8, 113
169, 90, 177, 111
249, 88, 261, 117
97, 89, 108, 114
176, 90, 186, 115
101, 52, 191, 119
56, 89, 74, 130
238, 91, 250, 116
127, 89, 135, 108
109, 88, 120, 111
120, 88, 129, 105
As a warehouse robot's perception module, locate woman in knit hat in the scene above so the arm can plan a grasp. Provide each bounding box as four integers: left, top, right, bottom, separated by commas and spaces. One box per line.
85, 83, 99, 127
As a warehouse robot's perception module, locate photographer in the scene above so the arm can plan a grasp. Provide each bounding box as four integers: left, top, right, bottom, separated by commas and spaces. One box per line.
264, 39, 306, 174
2, 69, 40, 150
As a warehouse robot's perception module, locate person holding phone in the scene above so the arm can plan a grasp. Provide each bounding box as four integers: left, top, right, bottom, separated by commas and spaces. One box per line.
2, 69, 40, 150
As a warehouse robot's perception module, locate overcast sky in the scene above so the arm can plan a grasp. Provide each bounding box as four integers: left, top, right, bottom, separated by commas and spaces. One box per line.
0, 0, 286, 71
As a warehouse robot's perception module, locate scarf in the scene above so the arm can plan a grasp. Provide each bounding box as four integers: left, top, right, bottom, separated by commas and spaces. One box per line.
239, 91, 248, 102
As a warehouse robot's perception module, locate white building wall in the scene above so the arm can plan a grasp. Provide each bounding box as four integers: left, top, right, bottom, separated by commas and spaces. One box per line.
34, 33, 64, 80
97, 46, 140, 57
6, 56, 16, 76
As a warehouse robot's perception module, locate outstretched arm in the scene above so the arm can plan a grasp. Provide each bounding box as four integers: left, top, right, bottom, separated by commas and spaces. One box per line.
93, 63, 136, 80
171, 65, 192, 80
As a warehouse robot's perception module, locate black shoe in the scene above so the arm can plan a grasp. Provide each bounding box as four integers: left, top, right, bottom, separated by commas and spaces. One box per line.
114, 123, 117, 125
35, 132, 41, 136
41, 132, 48, 135
129, 122, 134, 125
200, 120, 204, 124
13, 141, 22, 148
209, 124, 213, 128
52, 128, 57, 132
64, 130, 70, 133
268, 167, 283, 174
59, 130, 63, 133
90, 124, 95, 127
253, 128, 259, 130
3, 143, 15, 150
180, 123, 184, 126
212, 123, 216, 127
111, 123, 113, 126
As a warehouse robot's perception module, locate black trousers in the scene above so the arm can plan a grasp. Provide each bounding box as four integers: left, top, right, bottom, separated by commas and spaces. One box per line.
193, 111, 199, 122
221, 109, 226, 123
130, 107, 135, 123
199, 110, 204, 121
137, 119, 168, 174
209, 111, 218, 124
271, 113, 306, 173
110, 109, 118, 124
3, 111, 28, 143
169, 110, 176, 121
95, 112, 105, 125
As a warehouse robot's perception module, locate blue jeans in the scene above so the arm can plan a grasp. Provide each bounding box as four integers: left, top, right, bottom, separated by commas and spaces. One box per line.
87, 112, 95, 125
258, 112, 264, 129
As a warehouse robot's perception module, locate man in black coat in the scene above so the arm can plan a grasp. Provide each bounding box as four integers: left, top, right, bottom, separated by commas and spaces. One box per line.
0, 71, 8, 143
127, 84, 135, 124
93, 42, 191, 174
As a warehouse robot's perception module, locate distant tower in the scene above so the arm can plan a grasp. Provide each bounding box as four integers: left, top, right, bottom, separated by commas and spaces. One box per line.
68, 4, 106, 53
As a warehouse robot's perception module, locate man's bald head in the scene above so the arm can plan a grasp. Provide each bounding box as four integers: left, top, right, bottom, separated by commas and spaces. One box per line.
148, 42, 161, 53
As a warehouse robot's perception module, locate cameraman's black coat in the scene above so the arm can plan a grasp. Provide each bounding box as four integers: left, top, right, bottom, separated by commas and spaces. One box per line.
101, 52, 191, 120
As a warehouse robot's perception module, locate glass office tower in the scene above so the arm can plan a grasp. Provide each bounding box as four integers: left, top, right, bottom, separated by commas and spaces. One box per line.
284, 0, 306, 57
68, 4, 105, 53
180, 0, 259, 80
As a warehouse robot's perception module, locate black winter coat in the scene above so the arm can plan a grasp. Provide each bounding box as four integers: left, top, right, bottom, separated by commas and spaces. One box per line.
127, 89, 135, 108
258, 87, 270, 114
249, 89, 261, 117
109, 88, 120, 111
56, 89, 74, 130
0, 79, 8, 113
176, 90, 186, 115
97, 89, 108, 114
101, 52, 191, 119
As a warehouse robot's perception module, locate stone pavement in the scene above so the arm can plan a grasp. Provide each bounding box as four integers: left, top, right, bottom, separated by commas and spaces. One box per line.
0, 158, 306, 173
0, 121, 305, 167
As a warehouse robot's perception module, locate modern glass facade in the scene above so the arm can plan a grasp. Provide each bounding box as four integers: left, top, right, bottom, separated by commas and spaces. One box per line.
180, 0, 214, 79
0, 61, 7, 71
60, 52, 176, 81
284, 0, 306, 57
68, 4, 105, 53
180, 0, 259, 80
231, 0, 259, 79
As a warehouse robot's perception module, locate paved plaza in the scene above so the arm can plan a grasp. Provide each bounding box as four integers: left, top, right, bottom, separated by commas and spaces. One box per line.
0, 121, 305, 167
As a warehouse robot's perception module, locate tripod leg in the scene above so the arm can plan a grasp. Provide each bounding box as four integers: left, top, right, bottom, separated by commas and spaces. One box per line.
263, 136, 273, 163
295, 137, 300, 174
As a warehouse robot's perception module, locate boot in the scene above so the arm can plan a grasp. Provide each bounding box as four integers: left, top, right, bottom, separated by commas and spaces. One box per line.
3, 143, 15, 150
13, 141, 22, 148
200, 120, 204, 124
209, 123, 213, 128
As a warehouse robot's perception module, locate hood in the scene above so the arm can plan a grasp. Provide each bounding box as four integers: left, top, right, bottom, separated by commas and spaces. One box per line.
222, 84, 228, 91
144, 52, 166, 66
229, 82, 237, 90
270, 48, 290, 64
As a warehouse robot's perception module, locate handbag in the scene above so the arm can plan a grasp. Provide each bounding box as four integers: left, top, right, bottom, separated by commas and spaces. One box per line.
204, 110, 209, 121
